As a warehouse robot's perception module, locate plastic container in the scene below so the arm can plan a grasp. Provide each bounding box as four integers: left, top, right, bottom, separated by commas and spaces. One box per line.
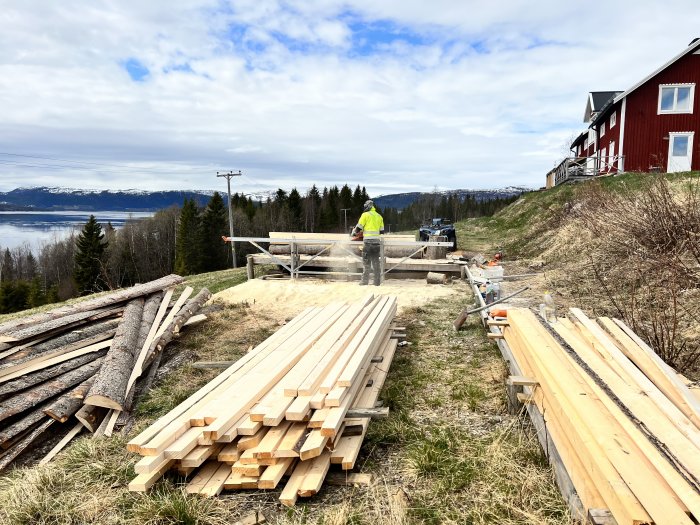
483, 266, 504, 279
540, 291, 557, 323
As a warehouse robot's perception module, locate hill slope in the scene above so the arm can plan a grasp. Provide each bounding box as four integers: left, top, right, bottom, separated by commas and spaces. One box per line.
457, 171, 700, 375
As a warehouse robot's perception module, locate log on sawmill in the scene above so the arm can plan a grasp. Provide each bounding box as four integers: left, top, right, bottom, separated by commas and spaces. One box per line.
269, 243, 423, 259
0, 274, 184, 338
84, 299, 145, 410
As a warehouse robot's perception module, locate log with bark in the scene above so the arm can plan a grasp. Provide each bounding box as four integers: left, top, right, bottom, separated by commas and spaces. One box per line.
136, 288, 212, 377
0, 318, 119, 367
0, 274, 185, 338
426, 272, 449, 284
113, 293, 165, 420
0, 307, 123, 344
44, 377, 95, 423
0, 350, 107, 397
0, 358, 104, 424
83, 299, 145, 410
75, 404, 109, 433
115, 288, 210, 428
0, 419, 54, 472
0, 401, 52, 448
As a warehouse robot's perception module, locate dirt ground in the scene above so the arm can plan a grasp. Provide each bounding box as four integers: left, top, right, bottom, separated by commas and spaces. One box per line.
213, 277, 463, 320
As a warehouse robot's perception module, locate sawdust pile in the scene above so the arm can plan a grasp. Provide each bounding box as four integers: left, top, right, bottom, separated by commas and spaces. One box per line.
213, 278, 461, 320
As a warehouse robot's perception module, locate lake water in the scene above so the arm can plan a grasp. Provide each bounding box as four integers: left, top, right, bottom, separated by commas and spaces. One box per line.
0, 211, 153, 252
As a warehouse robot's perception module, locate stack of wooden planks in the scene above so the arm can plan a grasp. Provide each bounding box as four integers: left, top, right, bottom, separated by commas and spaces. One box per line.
127, 295, 398, 506
0, 275, 211, 471
500, 307, 700, 525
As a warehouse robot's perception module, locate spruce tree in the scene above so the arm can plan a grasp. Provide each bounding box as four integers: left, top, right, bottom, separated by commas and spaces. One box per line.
74, 215, 108, 295
288, 188, 303, 230
175, 198, 203, 275
201, 192, 230, 271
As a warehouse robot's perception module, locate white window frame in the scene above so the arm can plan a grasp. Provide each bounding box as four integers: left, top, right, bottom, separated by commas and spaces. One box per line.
600, 122, 606, 137
610, 111, 616, 129
667, 132, 694, 172
658, 83, 695, 114
584, 138, 588, 150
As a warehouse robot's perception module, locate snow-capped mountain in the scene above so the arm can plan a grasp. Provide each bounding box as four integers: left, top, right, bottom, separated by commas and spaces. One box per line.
373, 186, 531, 210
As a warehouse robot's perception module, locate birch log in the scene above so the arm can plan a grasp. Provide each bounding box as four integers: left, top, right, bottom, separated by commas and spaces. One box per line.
84, 298, 145, 410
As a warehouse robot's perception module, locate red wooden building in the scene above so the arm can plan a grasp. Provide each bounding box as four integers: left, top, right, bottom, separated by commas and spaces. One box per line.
548, 39, 700, 187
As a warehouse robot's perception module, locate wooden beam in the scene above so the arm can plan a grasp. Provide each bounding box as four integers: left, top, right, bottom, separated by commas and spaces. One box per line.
39, 422, 83, 465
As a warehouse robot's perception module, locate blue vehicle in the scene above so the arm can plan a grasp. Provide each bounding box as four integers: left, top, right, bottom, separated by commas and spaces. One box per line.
419, 218, 457, 251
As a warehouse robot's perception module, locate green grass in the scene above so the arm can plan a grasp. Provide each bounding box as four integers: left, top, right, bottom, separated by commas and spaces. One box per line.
455, 171, 700, 258
179, 267, 249, 295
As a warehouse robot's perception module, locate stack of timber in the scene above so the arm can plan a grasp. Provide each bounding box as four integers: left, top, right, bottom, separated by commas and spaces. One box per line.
268, 232, 422, 259
127, 295, 398, 506
500, 307, 700, 525
0, 275, 211, 471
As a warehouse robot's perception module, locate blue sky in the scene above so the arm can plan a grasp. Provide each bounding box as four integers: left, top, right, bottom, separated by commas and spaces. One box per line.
1, 1, 699, 196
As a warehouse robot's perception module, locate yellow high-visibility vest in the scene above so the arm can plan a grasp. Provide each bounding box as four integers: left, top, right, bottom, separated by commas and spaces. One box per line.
357, 208, 384, 238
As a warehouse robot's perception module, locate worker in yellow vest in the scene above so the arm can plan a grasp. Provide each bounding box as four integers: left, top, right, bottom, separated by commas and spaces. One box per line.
351, 200, 385, 286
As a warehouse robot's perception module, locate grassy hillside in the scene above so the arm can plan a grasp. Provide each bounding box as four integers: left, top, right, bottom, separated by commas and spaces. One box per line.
457, 171, 700, 375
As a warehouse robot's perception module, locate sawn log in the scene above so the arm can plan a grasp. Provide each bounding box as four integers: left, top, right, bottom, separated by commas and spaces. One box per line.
84, 298, 145, 410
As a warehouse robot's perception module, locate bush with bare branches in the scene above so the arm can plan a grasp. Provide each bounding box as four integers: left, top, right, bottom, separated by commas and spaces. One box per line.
574, 175, 700, 371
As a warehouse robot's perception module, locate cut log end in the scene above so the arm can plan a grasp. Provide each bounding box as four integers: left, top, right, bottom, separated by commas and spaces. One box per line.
82, 396, 123, 411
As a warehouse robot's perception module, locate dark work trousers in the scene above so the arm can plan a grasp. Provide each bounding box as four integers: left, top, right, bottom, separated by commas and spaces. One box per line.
361, 240, 381, 285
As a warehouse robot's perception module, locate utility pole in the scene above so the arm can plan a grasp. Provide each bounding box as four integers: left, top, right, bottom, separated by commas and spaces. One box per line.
341, 208, 351, 233
217, 170, 242, 268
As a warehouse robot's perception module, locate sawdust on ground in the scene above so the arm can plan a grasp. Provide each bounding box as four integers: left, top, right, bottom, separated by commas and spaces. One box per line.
213, 277, 462, 320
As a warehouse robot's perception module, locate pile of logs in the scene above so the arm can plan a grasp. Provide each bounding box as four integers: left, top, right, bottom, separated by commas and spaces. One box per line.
0, 274, 211, 471
500, 307, 700, 525
127, 295, 398, 506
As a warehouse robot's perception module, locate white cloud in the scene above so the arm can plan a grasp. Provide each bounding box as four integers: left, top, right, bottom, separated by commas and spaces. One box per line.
0, 1, 699, 196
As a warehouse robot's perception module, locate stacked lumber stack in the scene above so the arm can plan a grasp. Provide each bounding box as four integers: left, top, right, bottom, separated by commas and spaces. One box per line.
500, 307, 700, 525
0, 275, 211, 471
127, 295, 398, 506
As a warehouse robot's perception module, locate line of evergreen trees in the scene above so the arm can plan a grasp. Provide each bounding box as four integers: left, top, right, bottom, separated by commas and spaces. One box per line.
0, 184, 520, 314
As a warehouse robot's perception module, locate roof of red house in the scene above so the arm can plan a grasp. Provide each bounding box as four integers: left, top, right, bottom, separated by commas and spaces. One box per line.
589, 38, 700, 127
